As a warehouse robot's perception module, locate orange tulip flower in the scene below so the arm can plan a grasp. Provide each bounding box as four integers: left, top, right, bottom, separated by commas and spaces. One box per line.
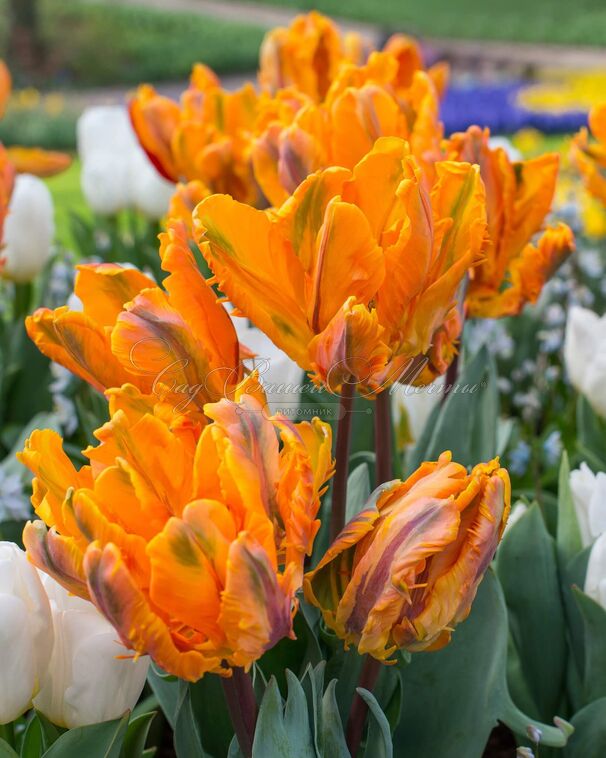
304, 452, 510, 660
571, 103, 606, 207
19, 379, 334, 681
253, 50, 443, 206
382, 33, 449, 98
0, 60, 10, 119
195, 137, 486, 395
130, 65, 260, 205
26, 221, 242, 418
444, 126, 574, 318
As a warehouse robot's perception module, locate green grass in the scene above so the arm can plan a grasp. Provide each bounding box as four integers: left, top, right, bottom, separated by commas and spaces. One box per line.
44, 158, 90, 249
0, 0, 266, 88
242, 0, 606, 46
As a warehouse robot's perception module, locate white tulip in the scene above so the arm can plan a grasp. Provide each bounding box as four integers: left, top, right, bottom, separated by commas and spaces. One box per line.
233, 315, 304, 416
1, 175, 55, 283
391, 377, 445, 447
504, 501, 528, 534
128, 149, 175, 220
77, 106, 174, 219
564, 305, 606, 418
584, 531, 606, 609
33, 572, 149, 729
569, 462, 606, 547
0, 542, 52, 724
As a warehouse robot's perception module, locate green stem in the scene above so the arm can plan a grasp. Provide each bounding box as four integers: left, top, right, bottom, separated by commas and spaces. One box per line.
345, 656, 382, 756
13, 282, 32, 321
374, 389, 393, 485
221, 667, 257, 758
329, 379, 356, 542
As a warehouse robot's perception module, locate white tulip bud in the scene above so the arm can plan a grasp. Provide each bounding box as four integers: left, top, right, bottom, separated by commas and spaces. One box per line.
564, 306, 606, 418
390, 377, 445, 447
77, 106, 139, 162
33, 573, 149, 729
128, 148, 175, 220
1, 175, 55, 283
569, 462, 606, 547
80, 151, 132, 216
0, 542, 53, 724
584, 532, 606, 610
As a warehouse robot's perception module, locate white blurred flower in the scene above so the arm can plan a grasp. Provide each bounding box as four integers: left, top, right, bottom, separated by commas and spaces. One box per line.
233, 315, 303, 416
1, 175, 55, 283
569, 462, 606, 547
489, 136, 522, 162
0, 468, 30, 521
584, 531, 606, 609
564, 305, 606, 417
33, 573, 149, 729
0, 542, 52, 724
77, 106, 174, 219
391, 377, 444, 447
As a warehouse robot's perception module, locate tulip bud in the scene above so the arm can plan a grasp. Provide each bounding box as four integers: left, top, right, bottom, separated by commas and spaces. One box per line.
564, 306, 606, 419
569, 462, 606, 547
0, 542, 52, 724
128, 148, 175, 220
32, 572, 149, 729
1, 174, 54, 283
584, 531, 606, 610
391, 377, 444, 448
304, 452, 510, 659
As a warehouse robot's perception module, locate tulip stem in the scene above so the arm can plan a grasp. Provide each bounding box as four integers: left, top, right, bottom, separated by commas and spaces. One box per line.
0, 722, 15, 749
13, 282, 32, 321
329, 380, 356, 542
346, 655, 383, 756
221, 666, 257, 758
441, 349, 460, 404
374, 389, 393, 485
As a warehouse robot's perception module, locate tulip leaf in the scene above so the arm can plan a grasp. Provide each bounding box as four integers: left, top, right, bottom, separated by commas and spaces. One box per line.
408, 347, 498, 471
120, 712, 156, 758
188, 674, 236, 757
556, 452, 584, 562
252, 676, 316, 758
563, 698, 606, 757
0, 741, 18, 758
146, 666, 179, 730
395, 571, 569, 757
41, 713, 129, 758
20, 715, 43, 758
346, 463, 371, 522
576, 395, 606, 471
496, 504, 567, 721
572, 587, 606, 703
358, 688, 393, 758
174, 684, 207, 758
33, 714, 62, 752
319, 680, 349, 758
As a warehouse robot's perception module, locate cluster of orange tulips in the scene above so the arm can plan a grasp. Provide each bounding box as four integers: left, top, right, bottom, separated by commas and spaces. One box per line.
8, 10, 587, 756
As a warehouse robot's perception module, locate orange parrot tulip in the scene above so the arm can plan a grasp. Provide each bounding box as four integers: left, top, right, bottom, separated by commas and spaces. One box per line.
444, 126, 574, 318
19, 379, 334, 681
304, 451, 510, 659
130, 65, 260, 205
252, 52, 442, 207
26, 221, 242, 418
195, 137, 486, 396
571, 103, 606, 207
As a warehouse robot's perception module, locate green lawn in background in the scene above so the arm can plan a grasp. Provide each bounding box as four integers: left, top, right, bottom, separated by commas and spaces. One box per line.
241, 0, 606, 46
44, 159, 89, 249
0, 0, 265, 88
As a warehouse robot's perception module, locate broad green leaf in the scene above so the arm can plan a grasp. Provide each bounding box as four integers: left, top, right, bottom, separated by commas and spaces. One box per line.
284, 671, 316, 758
146, 666, 179, 730
42, 713, 129, 758
0, 740, 18, 758
258, 610, 322, 692
252, 677, 290, 757
358, 688, 393, 758
408, 346, 498, 471
20, 715, 43, 758
34, 713, 62, 751
174, 684, 206, 758
346, 463, 371, 522
301, 662, 325, 756
572, 587, 606, 703
496, 504, 567, 721
556, 453, 583, 562
319, 680, 349, 758
188, 673, 236, 757
395, 571, 568, 757
563, 698, 606, 757
120, 712, 155, 758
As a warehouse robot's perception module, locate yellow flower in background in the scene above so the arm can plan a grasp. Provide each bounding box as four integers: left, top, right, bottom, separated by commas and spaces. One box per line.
518, 70, 606, 114
19, 380, 333, 681
444, 126, 574, 318
304, 452, 510, 659
195, 137, 486, 395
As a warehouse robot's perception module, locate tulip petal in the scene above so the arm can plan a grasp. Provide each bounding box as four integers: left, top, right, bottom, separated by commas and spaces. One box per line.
23, 521, 88, 599
6, 146, 71, 178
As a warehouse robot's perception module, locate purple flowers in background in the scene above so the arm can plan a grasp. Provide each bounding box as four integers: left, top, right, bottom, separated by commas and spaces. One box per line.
442, 81, 587, 134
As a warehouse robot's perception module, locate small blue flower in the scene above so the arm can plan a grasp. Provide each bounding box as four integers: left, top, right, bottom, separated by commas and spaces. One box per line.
508, 440, 531, 477
543, 430, 563, 468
